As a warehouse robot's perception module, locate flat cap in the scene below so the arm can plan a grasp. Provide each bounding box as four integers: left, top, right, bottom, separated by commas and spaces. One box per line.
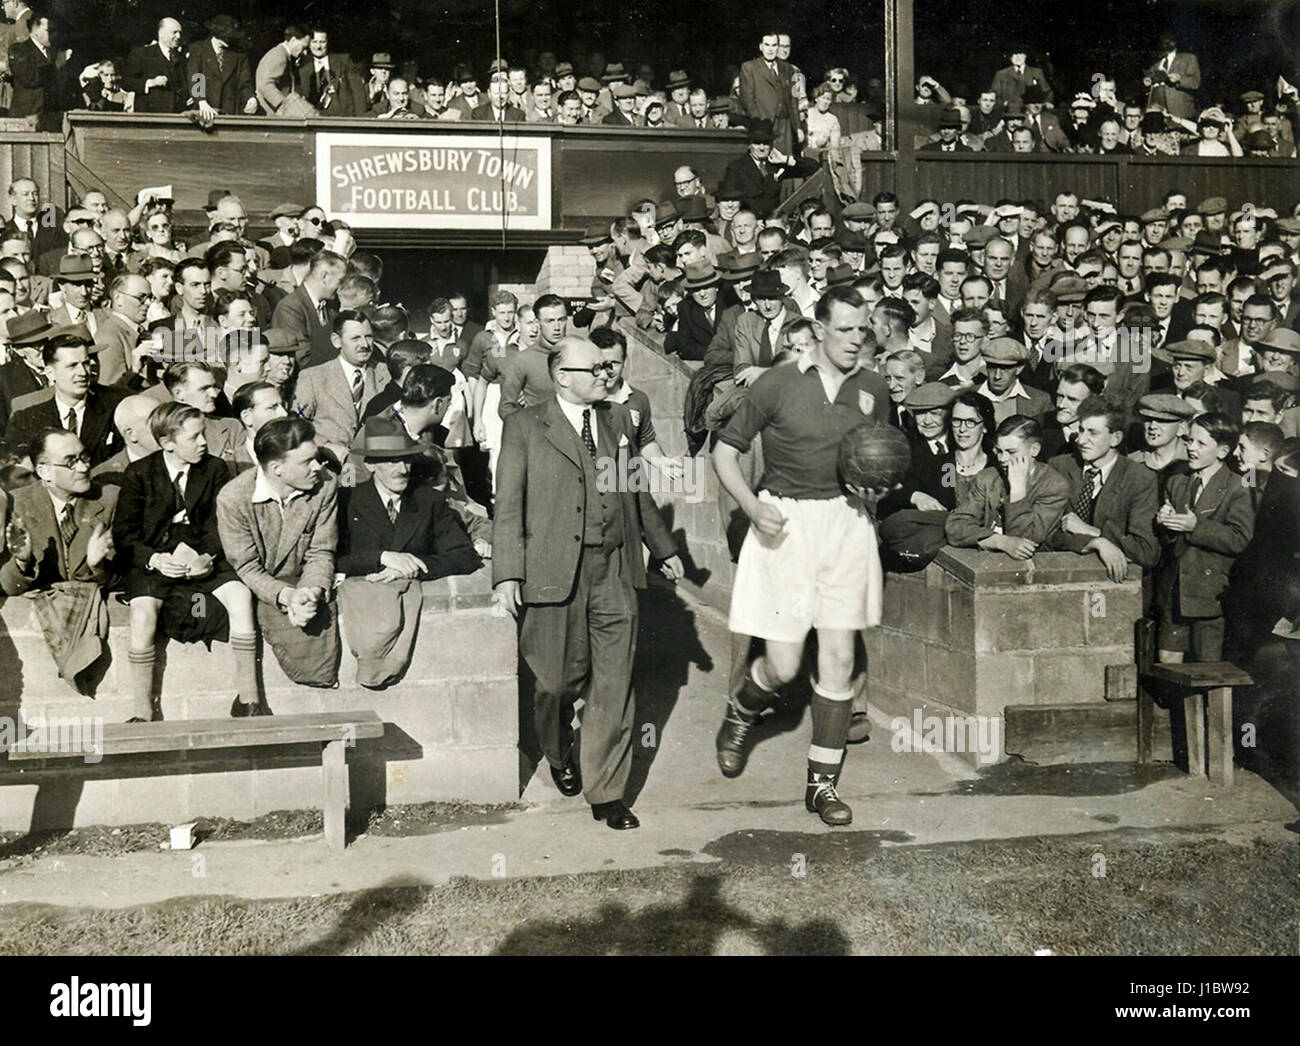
1255, 370, 1300, 393
981, 337, 1029, 365
1137, 393, 1196, 421
842, 202, 875, 220
612, 83, 637, 99
1276, 217, 1300, 235
903, 382, 958, 410
1240, 90, 1265, 103
577, 76, 602, 92
1140, 207, 1169, 225
1260, 328, 1300, 355
1049, 273, 1089, 302
1196, 196, 1228, 216
1165, 339, 1216, 362
1260, 259, 1295, 282
838, 229, 869, 250
268, 202, 300, 220
554, 62, 575, 77
264, 328, 302, 355
963, 225, 996, 248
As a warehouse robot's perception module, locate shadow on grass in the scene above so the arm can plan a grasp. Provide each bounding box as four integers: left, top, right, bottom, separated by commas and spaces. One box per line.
292, 877, 430, 956
492, 872, 851, 955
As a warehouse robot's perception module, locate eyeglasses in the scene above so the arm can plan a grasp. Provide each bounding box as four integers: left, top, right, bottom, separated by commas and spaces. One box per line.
50, 454, 91, 469
953, 332, 982, 343
951, 417, 983, 429
305, 216, 324, 226
559, 362, 617, 377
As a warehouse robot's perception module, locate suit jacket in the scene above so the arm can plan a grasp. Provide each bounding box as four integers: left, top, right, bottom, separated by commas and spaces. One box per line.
492, 398, 677, 604
732, 306, 795, 378
739, 57, 797, 156
601, 107, 637, 127
46, 304, 108, 339
945, 462, 1070, 547
1158, 465, 1253, 617
0, 480, 117, 595
186, 39, 255, 114
293, 358, 391, 459
338, 479, 481, 580
1024, 111, 1072, 153
272, 283, 337, 369
665, 297, 721, 362
215, 466, 338, 607
0, 354, 46, 430
723, 152, 781, 218
203, 415, 245, 468
7, 37, 67, 127
990, 64, 1053, 109
112, 451, 232, 571
469, 102, 526, 122
1045, 452, 1160, 566
1145, 52, 1201, 121
880, 432, 956, 517
4, 386, 124, 466
919, 139, 973, 152
977, 380, 1053, 424
4, 213, 58, 264
90, 312, 139, 386
254, 42, 303, 113
121, 40, 191, 114
299, 52, 363, 116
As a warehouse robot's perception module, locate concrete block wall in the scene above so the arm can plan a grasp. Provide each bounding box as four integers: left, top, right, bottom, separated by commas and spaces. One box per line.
622, 322, 737, 614
0, 567, 518, 832
865, 549, 1141, 764
534, 245, 596, 299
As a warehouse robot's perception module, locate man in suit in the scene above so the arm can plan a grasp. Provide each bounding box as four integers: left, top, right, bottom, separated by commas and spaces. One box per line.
255, 24, 311, 116
493, 336, 682, 829
45, 256, 106, 339
0, 309, 50, 430
1020, 85, 1072, 152
337, 416, 482, 688
470, 75, 525, 122
92, 272, 149, 386
162, 361, 244, 469
7, 11, 68, 131
921, 109, 974, 151
730, 269, 794, 384
0, 0, 34, 112
90, 393, 159, 487
723, 121, 782, 219
976, 336, 1052, 423
121, 17, 191, 114
739, 30, 798, 158
665, 262, 721, 362
1, 427, 117, 689
1046, 396, 1160, 580
216, 416, 339, 688
300, 26, 362, 116
989, 47, 1053, 110
187, 14, 258, 117
5, 327, 124, 465
271, 249, 344, 369
1144, 33, 1201, 121
293, 310, 390, 468
448, 293, 482, 349
600, 82, 639, 126
374, 77, 426, 120
111, 401, 263, 720
5, 177, 58, 262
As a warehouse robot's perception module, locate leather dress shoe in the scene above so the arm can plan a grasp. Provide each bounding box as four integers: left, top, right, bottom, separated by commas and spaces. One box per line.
550, 759, 583, 797
591, 800, 640, 830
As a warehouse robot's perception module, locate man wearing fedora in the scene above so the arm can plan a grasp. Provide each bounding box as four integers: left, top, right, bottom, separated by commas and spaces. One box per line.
1020, 85, 1071, 152
667, 262, 723, 362
337, 415, 482, 689
921, 109, 973, 151
0, 310, 50, 431
664, 69, 693, 124
45, 256, 104, 338
493, 336, 682, 830
187, 15, 257, 117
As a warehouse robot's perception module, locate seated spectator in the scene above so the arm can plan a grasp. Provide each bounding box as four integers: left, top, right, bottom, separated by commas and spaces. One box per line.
879, 381, 957, 518
112, 401, 262, 720
945, 414, 1069, 557
293, 310, 391, 469
91, 393, 161, 485
336, 416, 482, 689
1046, 395, 1159, 580
1, 424, 118, 695
216, 416, 339, 688
162, 362, 244, 467
5, 328, 125, 467
1155, 412, 1254, 663
230, 379, 288, 473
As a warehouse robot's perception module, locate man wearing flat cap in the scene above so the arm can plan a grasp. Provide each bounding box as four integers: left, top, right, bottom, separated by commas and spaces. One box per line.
337, 414, 482, 689
187, 15, 258, 117
1129, 393, 1194, 498
601, 82, 639, 126
977, 337, 1052, 423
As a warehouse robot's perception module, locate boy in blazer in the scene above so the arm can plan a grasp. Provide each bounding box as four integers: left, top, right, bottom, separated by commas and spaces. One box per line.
1156, 412, 1254, 662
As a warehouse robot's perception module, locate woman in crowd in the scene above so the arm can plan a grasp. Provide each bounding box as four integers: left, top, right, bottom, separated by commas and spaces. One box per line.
804, 82, 842, 153
134, 208, 185, 265
1181, 107, 1242, 156
139, 257, 177, 324
950, 389, 997, 504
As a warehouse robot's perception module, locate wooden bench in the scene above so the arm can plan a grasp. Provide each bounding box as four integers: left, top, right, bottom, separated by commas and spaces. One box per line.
7, 711, 385, 851
1135, 622, 1252, 787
